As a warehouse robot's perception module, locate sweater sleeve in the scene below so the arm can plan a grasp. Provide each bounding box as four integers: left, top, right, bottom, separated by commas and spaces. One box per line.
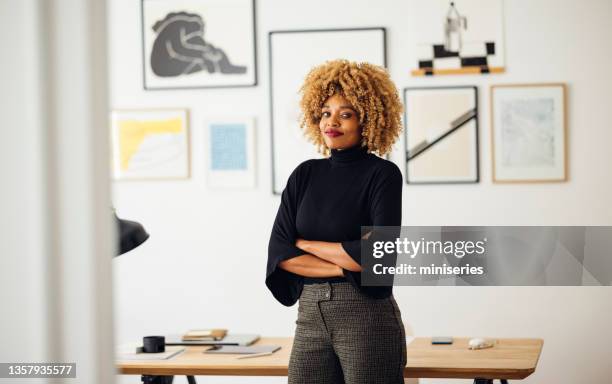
341, 162, 403, 297
266, 164, 307, 306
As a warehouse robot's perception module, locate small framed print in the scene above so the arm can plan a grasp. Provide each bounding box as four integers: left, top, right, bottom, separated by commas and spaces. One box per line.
141, 0, 257, 89
111, 109, 190, 180
491, 83, 568, 183
205, 118, 256, 189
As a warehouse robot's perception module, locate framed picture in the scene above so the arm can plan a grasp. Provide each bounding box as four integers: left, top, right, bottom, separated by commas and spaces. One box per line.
404, 86, 479, 184
205, 117, 256, 189
111, 109, 190, 180
141, 0, 257, 90
269, 27, 387, 195
491, 83, 568, 183
409, 0, 505, 76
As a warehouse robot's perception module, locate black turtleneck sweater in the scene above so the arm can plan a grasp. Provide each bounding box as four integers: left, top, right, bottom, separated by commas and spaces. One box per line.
266, 144, 403, 306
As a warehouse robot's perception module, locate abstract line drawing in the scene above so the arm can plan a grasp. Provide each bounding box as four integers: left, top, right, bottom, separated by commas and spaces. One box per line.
407, 108, 476, 161
142, 0, 257, 89
410, 0, 505, 76
404, 86, 479, 184
150, 12, 246, 77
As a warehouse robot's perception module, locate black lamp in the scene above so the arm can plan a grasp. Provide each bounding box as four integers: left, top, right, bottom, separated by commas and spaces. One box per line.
113, 210, 149, 256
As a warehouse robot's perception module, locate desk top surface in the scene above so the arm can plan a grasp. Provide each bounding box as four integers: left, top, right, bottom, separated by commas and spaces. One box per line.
117, 337, 543, 379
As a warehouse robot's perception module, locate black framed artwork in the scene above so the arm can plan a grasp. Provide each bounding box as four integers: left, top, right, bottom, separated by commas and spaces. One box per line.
403, 86, 480, 184
269, 27, 387, 195
141, 0, 257, 90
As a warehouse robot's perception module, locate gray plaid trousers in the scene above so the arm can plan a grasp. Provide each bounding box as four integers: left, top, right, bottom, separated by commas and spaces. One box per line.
288, 282, 407, 384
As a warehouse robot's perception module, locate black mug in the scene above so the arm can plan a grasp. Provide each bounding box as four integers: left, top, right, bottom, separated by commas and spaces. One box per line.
142, 336, 165, 353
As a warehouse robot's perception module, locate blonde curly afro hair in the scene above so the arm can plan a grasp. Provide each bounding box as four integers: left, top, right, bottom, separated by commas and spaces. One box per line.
299, 59, 403, 156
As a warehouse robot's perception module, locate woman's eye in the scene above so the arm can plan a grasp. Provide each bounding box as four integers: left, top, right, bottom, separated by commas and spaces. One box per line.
341, 113, 352, 119
321, 111, 330, 117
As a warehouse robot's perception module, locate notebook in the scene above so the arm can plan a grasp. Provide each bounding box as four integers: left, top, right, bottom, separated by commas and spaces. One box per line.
204, 345, 281, 355
182, 329, 227, 341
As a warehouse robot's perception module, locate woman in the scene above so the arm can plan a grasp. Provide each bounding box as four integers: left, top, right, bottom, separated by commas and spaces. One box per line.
266, 60, 406, 384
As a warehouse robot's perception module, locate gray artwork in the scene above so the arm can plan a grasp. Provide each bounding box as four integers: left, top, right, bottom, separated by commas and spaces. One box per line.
500, 98, 555, 167
150, 12, 246, 77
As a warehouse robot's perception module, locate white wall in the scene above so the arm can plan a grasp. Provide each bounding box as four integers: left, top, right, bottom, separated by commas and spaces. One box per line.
110, 0, 612, 383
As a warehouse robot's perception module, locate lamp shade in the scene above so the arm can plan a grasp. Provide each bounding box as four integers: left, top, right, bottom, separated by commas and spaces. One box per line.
114, 211, 149, 256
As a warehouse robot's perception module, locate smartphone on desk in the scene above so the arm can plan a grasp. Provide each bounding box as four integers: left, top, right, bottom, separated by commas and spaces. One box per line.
431, 337, 454, 345
204, 345, 281, 354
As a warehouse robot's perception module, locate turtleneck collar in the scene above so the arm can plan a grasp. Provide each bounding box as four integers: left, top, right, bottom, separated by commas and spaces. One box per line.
329, 144, 369, 165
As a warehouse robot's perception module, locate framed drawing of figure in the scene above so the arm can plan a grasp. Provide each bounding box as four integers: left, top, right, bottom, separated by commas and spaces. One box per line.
141, 0, 257, 89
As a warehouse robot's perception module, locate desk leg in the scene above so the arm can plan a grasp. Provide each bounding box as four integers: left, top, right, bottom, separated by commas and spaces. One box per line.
186, 376, 197, 384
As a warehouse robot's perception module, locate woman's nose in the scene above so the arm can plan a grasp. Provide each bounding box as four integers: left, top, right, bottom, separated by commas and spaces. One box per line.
327, 115, 339, 126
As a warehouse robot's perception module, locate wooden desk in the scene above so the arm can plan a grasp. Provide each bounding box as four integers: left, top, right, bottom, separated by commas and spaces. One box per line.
117, 337, 543, 382
404, 337, 543, 380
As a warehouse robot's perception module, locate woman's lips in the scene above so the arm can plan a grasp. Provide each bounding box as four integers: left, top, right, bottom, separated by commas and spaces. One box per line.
325, 130, 344, 138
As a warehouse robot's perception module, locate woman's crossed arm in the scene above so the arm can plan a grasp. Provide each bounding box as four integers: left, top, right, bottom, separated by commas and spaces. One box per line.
279, 254, 344, 277
295, 239, 363, 272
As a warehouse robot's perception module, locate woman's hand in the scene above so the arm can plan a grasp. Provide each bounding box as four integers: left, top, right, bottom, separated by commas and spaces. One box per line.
295, 238, 311, 252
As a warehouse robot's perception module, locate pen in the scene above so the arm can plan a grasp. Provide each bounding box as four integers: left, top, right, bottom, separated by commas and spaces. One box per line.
236, 352, 274, 359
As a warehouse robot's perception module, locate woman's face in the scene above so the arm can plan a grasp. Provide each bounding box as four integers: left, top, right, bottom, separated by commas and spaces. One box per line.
319, 94, 361, 150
